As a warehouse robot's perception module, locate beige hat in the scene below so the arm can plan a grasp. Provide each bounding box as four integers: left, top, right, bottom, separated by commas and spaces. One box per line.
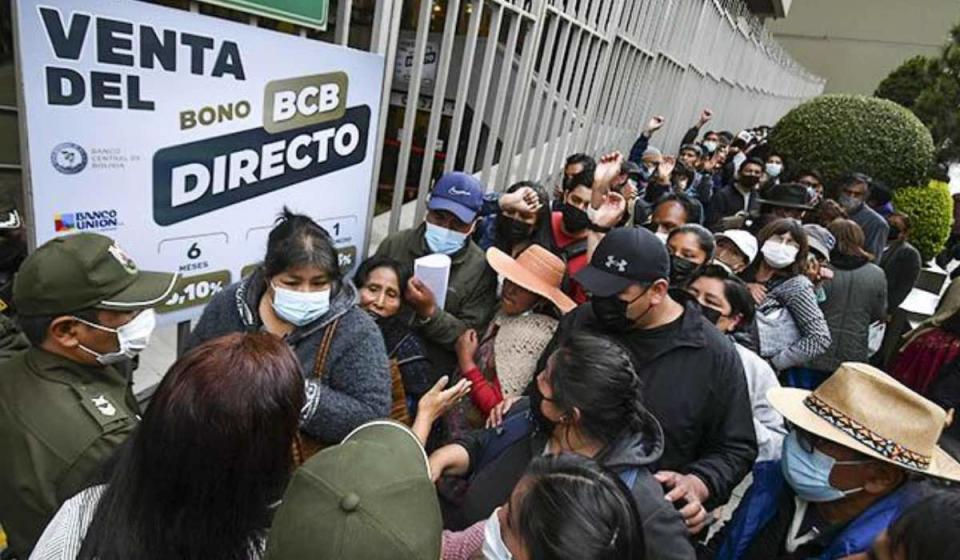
768, 362, 960, 482
486, 245, 576, 314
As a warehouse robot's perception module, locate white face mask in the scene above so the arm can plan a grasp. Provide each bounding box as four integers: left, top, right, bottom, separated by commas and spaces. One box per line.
74, 309, 156, 365
655, 231, 669, 244
761, 239, 799, 269
272, 283, 331, 326
481, 508, 513, 560
766, 162, 783, 178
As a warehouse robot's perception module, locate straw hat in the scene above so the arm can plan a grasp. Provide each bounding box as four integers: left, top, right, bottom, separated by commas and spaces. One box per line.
768, 362, 960, 482
486, 245, 576, 314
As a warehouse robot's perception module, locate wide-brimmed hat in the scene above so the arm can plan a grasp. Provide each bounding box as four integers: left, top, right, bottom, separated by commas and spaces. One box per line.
487, 245, 576, 314
757, 182, 814, 210
768, 362, 960, 482
265, 421, 441, 560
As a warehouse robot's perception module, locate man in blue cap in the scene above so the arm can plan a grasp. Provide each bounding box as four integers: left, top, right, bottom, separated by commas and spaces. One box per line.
375, 172, 497, 373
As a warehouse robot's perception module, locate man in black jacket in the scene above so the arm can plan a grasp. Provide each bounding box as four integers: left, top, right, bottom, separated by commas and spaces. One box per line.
550, 227, 757, 534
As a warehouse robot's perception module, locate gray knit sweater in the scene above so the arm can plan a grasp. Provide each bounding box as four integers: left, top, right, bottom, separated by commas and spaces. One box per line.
186, 269, 391, 443
756, 274, 832, 371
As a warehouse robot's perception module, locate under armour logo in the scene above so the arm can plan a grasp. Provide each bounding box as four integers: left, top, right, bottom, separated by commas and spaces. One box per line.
605, 255, 628, 272
448, 187, 472, 197
91, 395, 116, 417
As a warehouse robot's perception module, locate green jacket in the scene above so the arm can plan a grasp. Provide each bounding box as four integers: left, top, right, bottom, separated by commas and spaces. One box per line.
0, 348, 140, 558
0, 314, 29, 362
374, 223, 497, 370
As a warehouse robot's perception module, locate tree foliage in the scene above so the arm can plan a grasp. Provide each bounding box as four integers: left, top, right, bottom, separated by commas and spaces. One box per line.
874, 55, 934, 110
875, 24, 960, 163
769, 95, 934, 190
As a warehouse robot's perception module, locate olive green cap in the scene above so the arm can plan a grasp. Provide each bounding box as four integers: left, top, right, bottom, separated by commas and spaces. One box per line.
266, 421, 442, 560
14, 233, 177, 316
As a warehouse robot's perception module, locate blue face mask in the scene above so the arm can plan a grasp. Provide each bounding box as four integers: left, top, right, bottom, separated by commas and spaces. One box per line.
781, 431, 867, 502
271, 283, 331, 326
425, 222, 468, 255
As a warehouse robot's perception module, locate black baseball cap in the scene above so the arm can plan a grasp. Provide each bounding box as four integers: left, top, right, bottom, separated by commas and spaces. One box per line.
574, 227, 670, 297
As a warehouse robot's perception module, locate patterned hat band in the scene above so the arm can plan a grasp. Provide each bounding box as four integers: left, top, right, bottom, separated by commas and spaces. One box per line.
803, 394, 932, 470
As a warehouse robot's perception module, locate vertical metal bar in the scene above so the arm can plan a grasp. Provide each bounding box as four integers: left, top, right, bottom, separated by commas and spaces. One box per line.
335, 0, 353, 46
413, 0, 463, 224
531, 13, 571, 181
463, 3, 504, 174
389, 0, 434, 234
445, 0, 485, 173
497, 0, 546, 190
371, 0, 404, 237
480, 11, 522, 189
543, 25, 585, 183
518, 10, 559, 180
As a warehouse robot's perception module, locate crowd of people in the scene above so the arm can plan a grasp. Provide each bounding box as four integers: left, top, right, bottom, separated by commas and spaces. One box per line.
1, 108, 960, 559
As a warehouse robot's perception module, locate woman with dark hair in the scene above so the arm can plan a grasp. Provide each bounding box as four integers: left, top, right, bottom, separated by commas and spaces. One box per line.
666, 224, 715, 287
355, 255, 432, 418
798, 219, 886, 389
444, 454, 646, 560
430, 331, 694, 560
687, 266, 785, 462
30, 333, 304, 559
474, 181, 554, 256
187, 208, 390, 446
742, 218, 831, 371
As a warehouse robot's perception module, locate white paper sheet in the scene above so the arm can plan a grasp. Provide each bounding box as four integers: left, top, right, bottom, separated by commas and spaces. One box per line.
414, 253, 452, 311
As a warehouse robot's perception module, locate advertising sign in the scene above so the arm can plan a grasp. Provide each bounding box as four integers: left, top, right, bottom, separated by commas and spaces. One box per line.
14, 0, 383, 325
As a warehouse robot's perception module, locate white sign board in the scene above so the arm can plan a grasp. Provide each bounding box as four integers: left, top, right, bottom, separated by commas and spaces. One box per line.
14, 0, 383, 325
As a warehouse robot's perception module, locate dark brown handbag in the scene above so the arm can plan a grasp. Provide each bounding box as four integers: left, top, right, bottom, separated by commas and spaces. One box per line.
292, 317, 340, 466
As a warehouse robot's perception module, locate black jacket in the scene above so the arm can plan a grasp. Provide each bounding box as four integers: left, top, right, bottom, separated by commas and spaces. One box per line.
451, 400, 696, 560
880, 240, 922, 311
707, 184, 758, 231
547, 299, 757, 509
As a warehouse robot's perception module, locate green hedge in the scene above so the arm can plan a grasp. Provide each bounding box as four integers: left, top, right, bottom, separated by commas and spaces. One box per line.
769, 94, 934, 190
892, 180, 953, 262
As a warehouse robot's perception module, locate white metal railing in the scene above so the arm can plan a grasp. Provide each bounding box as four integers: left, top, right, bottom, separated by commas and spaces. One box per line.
152, 0, 824, 254
374, 0, 824, 247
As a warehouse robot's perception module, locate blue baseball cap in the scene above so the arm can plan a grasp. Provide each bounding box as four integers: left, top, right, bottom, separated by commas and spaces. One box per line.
427, 172, 483, 223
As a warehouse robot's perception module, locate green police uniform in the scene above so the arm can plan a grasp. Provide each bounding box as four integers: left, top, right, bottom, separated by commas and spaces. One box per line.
0, 233, 176, 558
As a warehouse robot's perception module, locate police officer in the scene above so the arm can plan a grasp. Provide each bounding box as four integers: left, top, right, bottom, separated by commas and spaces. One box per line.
0, 233, 176, 558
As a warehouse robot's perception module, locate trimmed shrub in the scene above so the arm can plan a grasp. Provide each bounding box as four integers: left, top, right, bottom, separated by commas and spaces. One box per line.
892, 180, 954, 262
769, 94, 934, 190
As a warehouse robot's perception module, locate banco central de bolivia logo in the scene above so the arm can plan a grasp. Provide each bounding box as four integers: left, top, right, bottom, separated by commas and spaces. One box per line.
54, 209, 120, 232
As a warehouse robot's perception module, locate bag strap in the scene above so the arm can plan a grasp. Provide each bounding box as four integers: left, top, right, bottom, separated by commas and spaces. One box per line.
310, 317, 341, 380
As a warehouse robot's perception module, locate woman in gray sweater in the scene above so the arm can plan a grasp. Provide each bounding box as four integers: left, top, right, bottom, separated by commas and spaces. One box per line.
187, 209, 391, 444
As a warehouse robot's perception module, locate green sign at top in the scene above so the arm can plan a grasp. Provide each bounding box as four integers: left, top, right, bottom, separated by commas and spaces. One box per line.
202, 0, 328, 30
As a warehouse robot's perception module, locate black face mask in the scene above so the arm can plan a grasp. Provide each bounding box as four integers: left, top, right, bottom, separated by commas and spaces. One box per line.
592, 289, 648, 332
504, 217, 533, 244
738, 175, 760, 189
669, 255, 700, 286
527, 382, 556, 435
699, 303, 723, 325
888, 224, 901, 241
561, 203, 590, 233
